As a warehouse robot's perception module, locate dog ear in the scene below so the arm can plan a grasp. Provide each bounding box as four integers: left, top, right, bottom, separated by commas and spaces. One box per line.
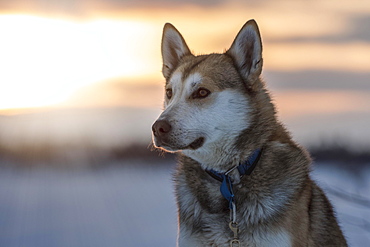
161, 23, 192, 79
227, 20, 263, 84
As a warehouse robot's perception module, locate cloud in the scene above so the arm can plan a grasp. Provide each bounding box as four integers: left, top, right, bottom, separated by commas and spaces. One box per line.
0, 0, 89, 18
264, 70, 370, 91
95, 0, 226, 8
0, 0, 226, 18
348, 15, 370, 42
267, 14, 370, 44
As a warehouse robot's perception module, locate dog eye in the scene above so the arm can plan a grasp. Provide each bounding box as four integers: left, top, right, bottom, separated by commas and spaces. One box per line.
193, 88, 210, 99
166, 89, 173, 99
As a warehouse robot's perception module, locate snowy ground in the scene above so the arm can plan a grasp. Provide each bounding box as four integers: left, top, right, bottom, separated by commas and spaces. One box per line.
0, 161, 369, 247
311, 164, 370, 246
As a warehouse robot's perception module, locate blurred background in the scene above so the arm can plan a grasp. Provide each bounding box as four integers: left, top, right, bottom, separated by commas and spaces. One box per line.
0, 0, 369, 246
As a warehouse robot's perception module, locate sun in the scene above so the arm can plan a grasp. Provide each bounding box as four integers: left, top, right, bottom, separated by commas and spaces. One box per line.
0, 15, 159, 110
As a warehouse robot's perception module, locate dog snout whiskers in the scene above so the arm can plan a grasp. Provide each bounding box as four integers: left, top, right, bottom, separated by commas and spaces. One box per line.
152, 119, 172, 137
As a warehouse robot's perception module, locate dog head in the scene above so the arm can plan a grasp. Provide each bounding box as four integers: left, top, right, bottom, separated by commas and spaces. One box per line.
152, 20, 273, 170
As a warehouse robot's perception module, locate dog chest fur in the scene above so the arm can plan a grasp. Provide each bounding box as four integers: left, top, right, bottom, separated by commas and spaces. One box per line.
174, 141, 312, 246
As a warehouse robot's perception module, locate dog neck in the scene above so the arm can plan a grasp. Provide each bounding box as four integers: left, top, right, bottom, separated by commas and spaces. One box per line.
205, 148, 262, 185
204, 148, 263, 226
182, 136, 255, 173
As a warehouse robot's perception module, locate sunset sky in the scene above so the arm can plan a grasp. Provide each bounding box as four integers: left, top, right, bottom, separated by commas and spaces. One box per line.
0, 0, 369, 146
0, 0, 369, 109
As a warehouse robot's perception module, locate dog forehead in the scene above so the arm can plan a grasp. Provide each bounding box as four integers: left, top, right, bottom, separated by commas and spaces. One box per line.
169, 71, 223, 95
167, 54, 242, 90
167, 71, 205, 96
168, 71, 183, 90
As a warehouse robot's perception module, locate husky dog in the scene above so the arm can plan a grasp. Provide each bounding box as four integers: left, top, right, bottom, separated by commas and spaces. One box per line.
152, 20, 347, 247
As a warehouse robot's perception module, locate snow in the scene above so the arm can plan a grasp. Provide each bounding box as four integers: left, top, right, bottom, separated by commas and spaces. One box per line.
0, 162, 369, 247
0, 163, 178, 247
312, 164, 370, 246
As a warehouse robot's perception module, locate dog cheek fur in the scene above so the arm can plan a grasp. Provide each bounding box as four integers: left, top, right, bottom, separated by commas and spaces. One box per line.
181, 89, 252, 170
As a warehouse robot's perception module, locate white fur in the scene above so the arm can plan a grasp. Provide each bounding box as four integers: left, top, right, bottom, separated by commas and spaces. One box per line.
240, 188, 291, 225
159, 72, 251, 171
251, 229, 291, 247
164, 71, 183, 108
182, 86, 250, 171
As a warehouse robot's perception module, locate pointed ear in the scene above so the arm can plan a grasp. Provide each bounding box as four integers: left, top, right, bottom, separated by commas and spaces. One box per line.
161, 23, 192, 79
227, 20, 263, 83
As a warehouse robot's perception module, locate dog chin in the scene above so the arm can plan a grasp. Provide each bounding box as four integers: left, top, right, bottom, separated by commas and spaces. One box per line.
154, 137, 205, 153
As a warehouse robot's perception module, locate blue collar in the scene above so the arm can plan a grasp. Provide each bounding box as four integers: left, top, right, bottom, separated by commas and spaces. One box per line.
205, 148, 262, 209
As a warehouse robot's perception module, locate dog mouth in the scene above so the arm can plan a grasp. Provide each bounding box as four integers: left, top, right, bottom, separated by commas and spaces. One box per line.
153, 137, 205, 152
186, 137, 205, 150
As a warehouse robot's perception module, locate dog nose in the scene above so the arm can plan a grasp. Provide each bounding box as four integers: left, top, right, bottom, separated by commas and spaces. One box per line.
152, 120, 172, 137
